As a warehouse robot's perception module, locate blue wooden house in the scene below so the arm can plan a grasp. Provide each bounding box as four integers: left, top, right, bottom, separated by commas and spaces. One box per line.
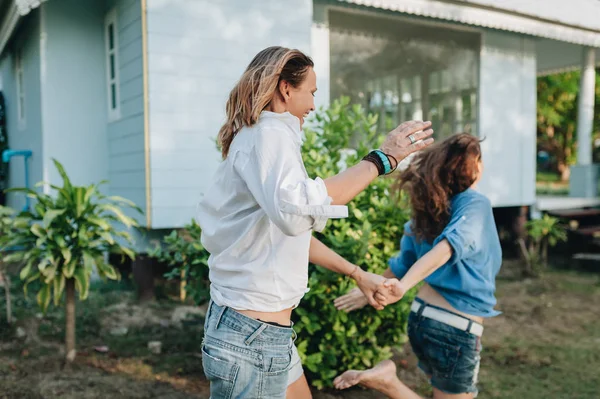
0, 0, 599, 245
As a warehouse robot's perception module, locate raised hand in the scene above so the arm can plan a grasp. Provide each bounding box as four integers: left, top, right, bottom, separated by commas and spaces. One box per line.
374, 278, 407, 307
380, 121, 434, 167
334, 287, 369, 313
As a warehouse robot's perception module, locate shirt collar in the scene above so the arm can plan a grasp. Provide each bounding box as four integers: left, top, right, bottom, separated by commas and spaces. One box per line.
259, 111, 304, 144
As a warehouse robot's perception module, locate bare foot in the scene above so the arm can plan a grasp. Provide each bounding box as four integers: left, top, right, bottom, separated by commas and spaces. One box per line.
333, 360, 397, 391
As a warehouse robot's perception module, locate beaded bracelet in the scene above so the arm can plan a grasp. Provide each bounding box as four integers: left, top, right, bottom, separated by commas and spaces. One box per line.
362, 150, 398, 176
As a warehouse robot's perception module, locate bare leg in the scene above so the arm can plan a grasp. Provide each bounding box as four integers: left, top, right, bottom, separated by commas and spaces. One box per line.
287, 373, 312, 399
334, 360, 423, 399
433, 388, 474, 399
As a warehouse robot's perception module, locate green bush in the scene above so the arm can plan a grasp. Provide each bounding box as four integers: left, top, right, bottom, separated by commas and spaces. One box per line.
295, 97, 415, 389
150, 219, 210, 305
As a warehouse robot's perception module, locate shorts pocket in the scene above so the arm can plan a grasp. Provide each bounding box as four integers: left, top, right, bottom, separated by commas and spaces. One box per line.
267, 351, 292, 374
202, 345, 240, 399
422, 332, 461, 378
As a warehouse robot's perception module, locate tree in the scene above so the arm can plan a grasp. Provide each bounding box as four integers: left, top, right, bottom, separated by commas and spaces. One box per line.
537, 69, 600, 181
1, 160, 141, 365
537, 71, 579, 181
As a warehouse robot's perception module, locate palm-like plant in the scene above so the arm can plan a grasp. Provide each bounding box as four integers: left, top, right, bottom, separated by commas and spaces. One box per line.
1, 159, 141, 364
520, 214, 568, 276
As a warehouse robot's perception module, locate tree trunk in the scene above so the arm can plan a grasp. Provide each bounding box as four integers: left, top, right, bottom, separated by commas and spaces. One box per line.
0, 271, 11, 324
65, 278, 76, 364
559, 164, 571, 181
542, 238, 549, 268
180, 268, 187, 302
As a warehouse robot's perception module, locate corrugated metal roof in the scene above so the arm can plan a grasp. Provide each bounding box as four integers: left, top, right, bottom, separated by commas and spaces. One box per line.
336, 0, 600, 46
458, 0, 600, 33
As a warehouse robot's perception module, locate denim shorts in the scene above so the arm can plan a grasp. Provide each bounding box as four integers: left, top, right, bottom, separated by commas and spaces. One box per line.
408, 299, 483, 396
201, 301, 303, 399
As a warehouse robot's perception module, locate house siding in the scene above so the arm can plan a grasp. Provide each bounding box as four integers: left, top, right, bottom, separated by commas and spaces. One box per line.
145, 0, 313, 228
105, 0, 146, 223
478, 30, 537, 207
0, 11, 43, 210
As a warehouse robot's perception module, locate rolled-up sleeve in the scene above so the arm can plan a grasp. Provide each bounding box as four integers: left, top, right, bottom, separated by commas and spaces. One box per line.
389, 223, 417, 278
433, 197, 488, 264
234, 126, 347, 236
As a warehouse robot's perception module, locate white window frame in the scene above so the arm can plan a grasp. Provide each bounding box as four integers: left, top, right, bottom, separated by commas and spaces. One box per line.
104, 8, 121, 121
15, 48, 25, 129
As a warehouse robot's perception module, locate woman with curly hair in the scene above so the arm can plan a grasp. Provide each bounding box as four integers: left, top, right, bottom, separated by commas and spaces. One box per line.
334, 133, 502, 399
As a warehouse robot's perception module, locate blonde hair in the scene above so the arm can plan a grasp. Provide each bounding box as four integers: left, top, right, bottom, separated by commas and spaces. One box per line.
217, 46, 314, 158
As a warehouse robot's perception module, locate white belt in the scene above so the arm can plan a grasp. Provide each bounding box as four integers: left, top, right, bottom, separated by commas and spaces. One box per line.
411, 301, 484, 337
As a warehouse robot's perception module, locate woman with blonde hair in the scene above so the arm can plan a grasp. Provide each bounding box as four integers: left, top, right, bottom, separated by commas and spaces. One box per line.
197, 46, 433, 398
334, 133, 502, 399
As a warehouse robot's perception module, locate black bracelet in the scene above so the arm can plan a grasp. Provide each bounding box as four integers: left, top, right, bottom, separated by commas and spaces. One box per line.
362, 151, 398, 176
386, 153, 398, 174
362, 151, 385, 176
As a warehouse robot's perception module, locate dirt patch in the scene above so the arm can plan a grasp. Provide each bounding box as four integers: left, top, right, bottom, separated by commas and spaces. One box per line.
99, 301, 208, 335
0, 355, 203, 399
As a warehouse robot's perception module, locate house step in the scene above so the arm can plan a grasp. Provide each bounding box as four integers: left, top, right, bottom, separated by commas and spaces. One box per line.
570, 225, 600, 237
547, 208, 600, 219
573, 253, 600, 261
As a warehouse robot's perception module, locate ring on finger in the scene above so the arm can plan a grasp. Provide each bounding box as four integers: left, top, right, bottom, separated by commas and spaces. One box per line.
408, 134, 417, 144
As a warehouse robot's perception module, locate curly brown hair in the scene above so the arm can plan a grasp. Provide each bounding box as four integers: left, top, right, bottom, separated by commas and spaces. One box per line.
396, 133, 482, 243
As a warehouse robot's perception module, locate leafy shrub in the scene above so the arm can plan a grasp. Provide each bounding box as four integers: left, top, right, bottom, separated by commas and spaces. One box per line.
295, 97, 415, 389
150, 219, 210, 304
518, 214, 567, 276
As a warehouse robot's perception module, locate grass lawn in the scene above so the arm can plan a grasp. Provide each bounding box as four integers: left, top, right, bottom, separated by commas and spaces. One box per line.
1, 262, 599, 398
536, 171, 570, 196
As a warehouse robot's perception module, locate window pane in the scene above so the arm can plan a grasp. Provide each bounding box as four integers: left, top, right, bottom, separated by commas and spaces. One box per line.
108, 23, 114, 50
111, 84, 116, 109
329, 10, 479, 138
110, 54, 115, 80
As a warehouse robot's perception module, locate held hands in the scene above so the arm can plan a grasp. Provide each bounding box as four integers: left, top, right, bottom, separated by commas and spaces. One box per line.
351, 269, 387, 311
335, 273, 408, 312
373, 278, 407, 307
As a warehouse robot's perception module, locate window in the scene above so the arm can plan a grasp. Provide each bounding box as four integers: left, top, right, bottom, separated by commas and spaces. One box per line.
329, 10, 480, 139
105, 8, 120, 120
15, 49, 25, 128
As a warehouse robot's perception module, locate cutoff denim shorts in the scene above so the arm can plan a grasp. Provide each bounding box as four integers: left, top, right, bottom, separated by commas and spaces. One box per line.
408, 298, 483, 396
202, 300, 303, 399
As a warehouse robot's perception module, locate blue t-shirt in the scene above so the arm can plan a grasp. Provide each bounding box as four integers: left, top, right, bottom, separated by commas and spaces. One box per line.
389, 189, 502, 317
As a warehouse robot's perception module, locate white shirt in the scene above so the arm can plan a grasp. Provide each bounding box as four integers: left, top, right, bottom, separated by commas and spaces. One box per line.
197, 111, 348, 312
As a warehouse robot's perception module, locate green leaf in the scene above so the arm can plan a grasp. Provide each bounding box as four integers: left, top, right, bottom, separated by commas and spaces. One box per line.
23, 272, 41, 297
52, 159, 72, 190
63, 259, 77, 278
37, 284, 52, 313
75, 187, 86, 217
73, 267, 90, 300
61, 248, 72, 265
42, 264, 58, 284
99, 204, 136, 228
107, 195, 143, 213
87, 216, 111, 231
82, 251, 96, 271
20, 258, 35, 280
31, 223, 45, 238
99, 232, 115, 245
53, 274, 66, 306
83, 184, 98, 205
119, 246, 136, 260
43, 209, 66, 228
4, 252, 25, 264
